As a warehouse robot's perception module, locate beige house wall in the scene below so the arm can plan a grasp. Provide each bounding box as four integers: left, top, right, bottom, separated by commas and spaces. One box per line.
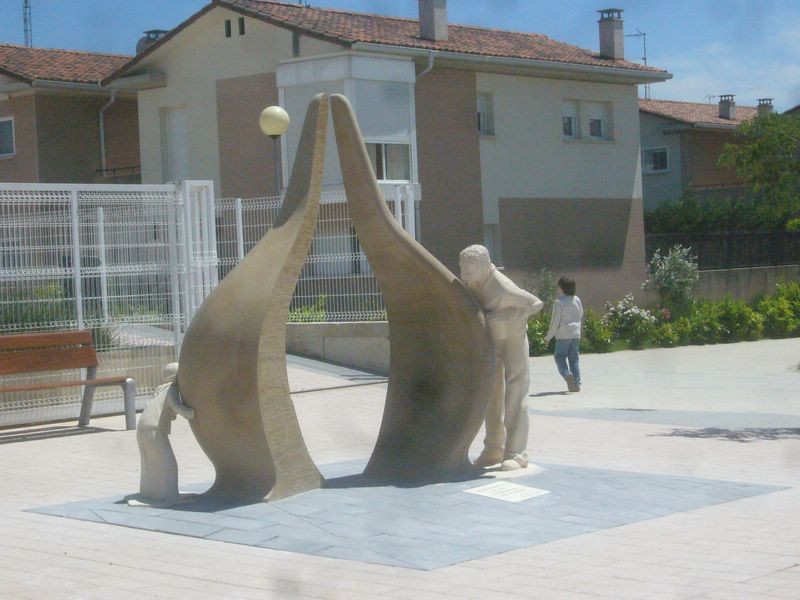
136, 6, 339, 188
102, 98, 140, 172
415, 68, 484, 272
476, 73, 643, 224
476, 72, 646, 306
0, 95, 39, 182
35, 95, 103, 183
216, 73, 279, 198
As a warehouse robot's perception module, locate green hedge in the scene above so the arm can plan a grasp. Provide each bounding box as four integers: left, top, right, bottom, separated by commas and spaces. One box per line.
528, 280, 800, 356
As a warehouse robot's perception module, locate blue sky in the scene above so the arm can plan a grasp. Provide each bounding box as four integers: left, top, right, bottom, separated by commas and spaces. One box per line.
2, 0, 799, 111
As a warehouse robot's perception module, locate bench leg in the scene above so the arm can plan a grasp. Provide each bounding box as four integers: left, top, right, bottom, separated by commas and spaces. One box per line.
121, 378, 137, 430
78, 366, 98, 428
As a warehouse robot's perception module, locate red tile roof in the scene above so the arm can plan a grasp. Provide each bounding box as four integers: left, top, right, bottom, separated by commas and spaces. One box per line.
107, 0, 666, 83
639, 98, 758, 127
0, 43, 130, 85
226, 0, 663, 72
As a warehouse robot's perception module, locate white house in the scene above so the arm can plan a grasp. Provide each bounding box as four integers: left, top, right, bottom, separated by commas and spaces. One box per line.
105, 0, 671, 307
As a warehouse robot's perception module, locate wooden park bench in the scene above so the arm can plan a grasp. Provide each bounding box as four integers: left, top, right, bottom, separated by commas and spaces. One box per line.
0, 330, 137, 430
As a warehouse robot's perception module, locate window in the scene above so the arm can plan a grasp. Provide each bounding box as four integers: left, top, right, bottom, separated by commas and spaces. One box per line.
224, 19, 231, 38
477, 93, 494, 136
562, 116, 575, 138
366, 143, 410, 181
562, 100, 612, 141
238, 17, 245, 35
0, 117, 14, 157
562, 100, 578, 139
292, 31, 301, 57
643, 147, 668, 173
589, 118, 605, 139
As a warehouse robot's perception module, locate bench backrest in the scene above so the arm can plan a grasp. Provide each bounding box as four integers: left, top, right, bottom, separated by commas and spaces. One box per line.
0, 330, 99, 376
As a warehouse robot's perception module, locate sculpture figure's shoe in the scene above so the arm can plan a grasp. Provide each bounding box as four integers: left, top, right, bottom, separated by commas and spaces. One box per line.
501, 456, 528, 471
473, 450, 504, 468
177, 95, 329, 503
330, 93, 495, 483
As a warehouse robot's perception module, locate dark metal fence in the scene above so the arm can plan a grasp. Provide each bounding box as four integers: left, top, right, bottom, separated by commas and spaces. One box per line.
645, 232, 800, 270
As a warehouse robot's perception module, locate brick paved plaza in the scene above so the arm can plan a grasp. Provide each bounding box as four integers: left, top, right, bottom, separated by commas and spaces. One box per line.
1, 340, 798, 599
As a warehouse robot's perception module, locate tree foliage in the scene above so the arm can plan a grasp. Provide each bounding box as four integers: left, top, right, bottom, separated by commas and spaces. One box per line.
719, 112, 800, 211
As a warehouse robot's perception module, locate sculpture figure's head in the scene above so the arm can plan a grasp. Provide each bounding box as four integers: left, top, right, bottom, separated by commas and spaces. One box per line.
162, 362, 179, 384
459, 244, 494, 290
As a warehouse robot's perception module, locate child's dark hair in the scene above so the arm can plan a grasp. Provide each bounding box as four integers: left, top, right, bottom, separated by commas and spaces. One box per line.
558, 276, 576, 296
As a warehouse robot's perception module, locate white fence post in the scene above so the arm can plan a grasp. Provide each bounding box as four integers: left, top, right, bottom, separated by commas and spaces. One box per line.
96, 207, 109, 322
404, 184, 417, 241
167, 191, 183, 355
69, 190, 84, 330
235, 197, 245, 261
180, 182, 196, 323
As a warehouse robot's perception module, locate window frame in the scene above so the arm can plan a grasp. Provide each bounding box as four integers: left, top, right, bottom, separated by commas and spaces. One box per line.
365, 141, 411, 183
643, 146, 669, 174
588, 118, 606, 140
477, 92, 495, 137
0, 117, 15, 158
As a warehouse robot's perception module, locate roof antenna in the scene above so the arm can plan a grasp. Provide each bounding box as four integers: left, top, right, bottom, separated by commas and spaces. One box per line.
625, 28, 649, 99
23, 0, 32, 47
704, 95, 717, 104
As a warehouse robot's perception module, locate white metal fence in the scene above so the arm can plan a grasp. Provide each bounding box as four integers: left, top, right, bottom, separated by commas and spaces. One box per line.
0, 181, 417, 427
0, 181, 215, 427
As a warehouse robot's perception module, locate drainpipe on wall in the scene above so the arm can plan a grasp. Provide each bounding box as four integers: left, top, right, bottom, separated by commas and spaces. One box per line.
416, 51, 435, 81
99, 91, 117, 172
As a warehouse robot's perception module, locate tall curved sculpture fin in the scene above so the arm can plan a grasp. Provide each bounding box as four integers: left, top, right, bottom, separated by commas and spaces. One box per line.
330, 93, 495, 482
177, 94, 329, 502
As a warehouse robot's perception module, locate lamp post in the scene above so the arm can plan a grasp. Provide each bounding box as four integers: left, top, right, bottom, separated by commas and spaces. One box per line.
259, 105, 290, 196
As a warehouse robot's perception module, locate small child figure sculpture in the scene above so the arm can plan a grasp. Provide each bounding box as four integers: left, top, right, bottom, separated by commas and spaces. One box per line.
130, 362, 195, 506
459, 245, 543, 471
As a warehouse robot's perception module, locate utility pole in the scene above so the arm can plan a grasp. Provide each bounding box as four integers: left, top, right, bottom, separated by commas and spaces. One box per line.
626, 28, 649, 99
23, 0, 32, 47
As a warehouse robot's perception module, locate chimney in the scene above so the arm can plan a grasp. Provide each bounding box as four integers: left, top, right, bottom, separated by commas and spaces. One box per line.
718, 94, 736, 120
757, 98, 774, 117
598, 9, 624, 60
419, 0, 448, 42
136, 29, 168, 54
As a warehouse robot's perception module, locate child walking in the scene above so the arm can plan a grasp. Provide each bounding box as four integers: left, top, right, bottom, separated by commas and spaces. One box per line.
544, 277, 584, 392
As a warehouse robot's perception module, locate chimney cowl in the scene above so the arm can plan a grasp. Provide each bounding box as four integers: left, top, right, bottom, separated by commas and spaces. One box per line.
136, 29, 169, 54
597, 8, 624, 60
419, 0, 448, 42
757, 98, 774, 117
718, 94, 736, 120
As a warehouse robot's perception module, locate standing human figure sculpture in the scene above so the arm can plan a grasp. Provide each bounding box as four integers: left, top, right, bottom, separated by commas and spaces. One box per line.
459, 245, 543, 471
131, 362, 195, 506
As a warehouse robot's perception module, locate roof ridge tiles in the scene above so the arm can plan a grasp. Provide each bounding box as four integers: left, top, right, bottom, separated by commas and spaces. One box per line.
0, 42, 131, 59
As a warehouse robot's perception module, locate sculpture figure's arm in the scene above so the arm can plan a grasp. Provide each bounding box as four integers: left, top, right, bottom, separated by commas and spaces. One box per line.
166, 386, 195, 421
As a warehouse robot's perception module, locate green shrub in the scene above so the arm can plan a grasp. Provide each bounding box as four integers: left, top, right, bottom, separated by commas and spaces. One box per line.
642, 245, 699, 317
714, 298, 764, 342
786, 217, 800, 232
527, 313, 551, 357
757, 295, 799, 338
602, 294, 656, 349
652, 322, 680, 347
688, 302, 726, 345
582, 309, 613, 353
775, 280, 800, 317
288, 295, 327, 323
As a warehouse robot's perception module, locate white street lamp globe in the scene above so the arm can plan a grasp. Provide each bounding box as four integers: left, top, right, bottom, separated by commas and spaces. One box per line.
259, 106, 290, 139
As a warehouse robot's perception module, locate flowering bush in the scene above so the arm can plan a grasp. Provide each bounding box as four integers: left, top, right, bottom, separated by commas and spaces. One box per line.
602, 294, 657, 348
642, 245, 699, 317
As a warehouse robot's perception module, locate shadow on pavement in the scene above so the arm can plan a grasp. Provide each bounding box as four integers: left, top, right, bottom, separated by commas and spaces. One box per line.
0, 425, 112, 445
654, 427, 800, 443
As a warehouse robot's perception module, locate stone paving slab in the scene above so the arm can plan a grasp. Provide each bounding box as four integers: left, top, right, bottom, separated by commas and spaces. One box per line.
529, 407, 800, 429
29, 458, 786, 571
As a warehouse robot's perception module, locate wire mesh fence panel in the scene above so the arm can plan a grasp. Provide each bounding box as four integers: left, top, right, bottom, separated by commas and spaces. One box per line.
215, 184, 418, 323
0, 182, 215, 427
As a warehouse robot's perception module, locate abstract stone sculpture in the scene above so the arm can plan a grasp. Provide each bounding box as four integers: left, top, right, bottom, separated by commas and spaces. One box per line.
330, 94, 495, 482
130, 362, 194, 507
177, 94, 328, 502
